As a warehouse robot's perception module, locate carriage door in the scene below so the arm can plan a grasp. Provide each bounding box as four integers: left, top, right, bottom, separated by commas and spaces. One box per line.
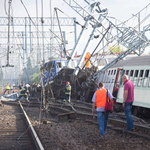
113, 69, 123, 96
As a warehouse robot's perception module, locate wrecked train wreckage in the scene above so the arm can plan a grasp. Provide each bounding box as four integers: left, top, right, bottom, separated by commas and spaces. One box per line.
43, 66, 98, 103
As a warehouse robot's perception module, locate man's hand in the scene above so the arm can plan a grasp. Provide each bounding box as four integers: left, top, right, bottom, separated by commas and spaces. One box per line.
92, 109, 95, 114
122, 102, 125, 108
92, 102, 96, 114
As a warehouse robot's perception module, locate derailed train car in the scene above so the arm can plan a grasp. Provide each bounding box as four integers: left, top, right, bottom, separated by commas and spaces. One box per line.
40, 55, 122, 101
40, 54, 136, 102
96, 55, 150, 117
40, 55, 123, 85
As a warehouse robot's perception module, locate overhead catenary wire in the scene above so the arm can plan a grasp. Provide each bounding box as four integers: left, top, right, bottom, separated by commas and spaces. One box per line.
19, 0, 60, 53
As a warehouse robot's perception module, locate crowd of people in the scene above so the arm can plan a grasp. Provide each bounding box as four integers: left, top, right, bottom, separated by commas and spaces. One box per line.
3, 83, 41, 102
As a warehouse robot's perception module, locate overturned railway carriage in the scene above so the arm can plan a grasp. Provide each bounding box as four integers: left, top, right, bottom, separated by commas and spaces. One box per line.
97, 55, 150, 117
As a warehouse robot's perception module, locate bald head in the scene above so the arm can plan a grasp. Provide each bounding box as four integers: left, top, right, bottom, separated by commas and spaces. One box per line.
122, 74, 128, 83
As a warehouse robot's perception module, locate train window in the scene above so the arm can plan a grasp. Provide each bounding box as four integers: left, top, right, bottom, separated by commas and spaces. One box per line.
117, 71, 122, 85
134, 70, 139, 77
126, 70, 129, 75
143, 70, 149, 87
56, 62, 61, 68
129, 70, 134, 82
114, 70, 116, 75
138, 70, 144, 87
119, 70, 125, 85
108, 70, 111, 83
111, 70, 113, 75
145, 70, 149, 77
130, 70, 134, 76
110, 70, 114, 83
133, 70, 139, 86
107, 71, 110, 83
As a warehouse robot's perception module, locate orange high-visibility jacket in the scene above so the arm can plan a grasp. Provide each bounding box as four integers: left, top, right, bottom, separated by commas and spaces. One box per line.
95, 89, 109, 108
85, 52, 90, 69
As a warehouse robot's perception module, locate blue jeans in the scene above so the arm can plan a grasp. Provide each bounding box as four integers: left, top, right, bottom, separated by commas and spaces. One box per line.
97, 111, 109, 135
124, 102, 134, 130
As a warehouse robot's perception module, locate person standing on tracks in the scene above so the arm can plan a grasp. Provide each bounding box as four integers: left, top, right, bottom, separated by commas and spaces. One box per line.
3, 83, 10, 94
16, 85, 29, 102
63, 81, 71, 103
92, 82, 113, 135
122, 74, 134, 131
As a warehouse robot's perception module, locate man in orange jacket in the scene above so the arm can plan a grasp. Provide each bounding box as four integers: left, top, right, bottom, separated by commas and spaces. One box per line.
85, 52, 90, 69
92, 82, 113, 135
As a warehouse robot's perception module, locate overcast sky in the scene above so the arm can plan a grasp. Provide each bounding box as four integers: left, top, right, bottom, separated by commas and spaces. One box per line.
0, 0, 149, 20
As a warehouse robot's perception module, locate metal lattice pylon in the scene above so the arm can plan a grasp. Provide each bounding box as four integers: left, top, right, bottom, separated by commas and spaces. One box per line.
63, 0, 150, 78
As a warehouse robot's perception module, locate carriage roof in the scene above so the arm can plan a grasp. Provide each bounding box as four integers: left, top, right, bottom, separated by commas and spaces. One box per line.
110, 55, 150, 68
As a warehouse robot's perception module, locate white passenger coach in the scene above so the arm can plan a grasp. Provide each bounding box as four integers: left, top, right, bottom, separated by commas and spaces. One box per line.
97, 55, 150, 117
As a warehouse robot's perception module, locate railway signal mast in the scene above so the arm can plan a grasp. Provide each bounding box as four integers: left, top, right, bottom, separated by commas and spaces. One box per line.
63, 0, 150, 80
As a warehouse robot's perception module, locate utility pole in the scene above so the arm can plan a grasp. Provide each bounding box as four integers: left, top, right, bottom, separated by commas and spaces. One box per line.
2, 0, 14, 67
7, 0, 11, 66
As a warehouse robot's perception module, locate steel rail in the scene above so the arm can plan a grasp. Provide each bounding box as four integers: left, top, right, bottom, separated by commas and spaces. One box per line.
19, 101, 45, 150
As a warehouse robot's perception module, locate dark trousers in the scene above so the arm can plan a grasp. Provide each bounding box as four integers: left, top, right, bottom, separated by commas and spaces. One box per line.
4, 89, 9, 94
64, 94, 71, 102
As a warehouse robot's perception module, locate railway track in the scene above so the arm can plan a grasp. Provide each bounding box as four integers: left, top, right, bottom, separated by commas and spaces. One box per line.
41, 99, 150, 140
1, 99, 150, 150
0, 100, 44, 150
3, 99, 150, 132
